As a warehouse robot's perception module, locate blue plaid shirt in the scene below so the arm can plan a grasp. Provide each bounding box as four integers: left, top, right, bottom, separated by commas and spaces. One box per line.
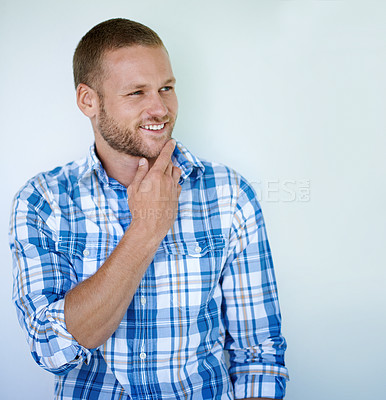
9, 142, 288, 399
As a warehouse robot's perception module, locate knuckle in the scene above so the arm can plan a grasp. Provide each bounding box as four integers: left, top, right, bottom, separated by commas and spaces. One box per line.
173, 166, 181, 175
168, 178, 177, 189
140, 181, 152, 192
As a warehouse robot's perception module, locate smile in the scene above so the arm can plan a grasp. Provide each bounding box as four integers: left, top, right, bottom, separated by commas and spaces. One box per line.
140, 123, 165, 131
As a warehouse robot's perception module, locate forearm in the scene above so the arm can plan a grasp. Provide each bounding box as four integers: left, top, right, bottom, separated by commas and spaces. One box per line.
64, 221, 161, 349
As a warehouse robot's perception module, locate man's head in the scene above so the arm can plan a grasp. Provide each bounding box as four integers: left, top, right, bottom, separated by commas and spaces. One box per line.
73, 18, 164, 92
74, 18, 178, 159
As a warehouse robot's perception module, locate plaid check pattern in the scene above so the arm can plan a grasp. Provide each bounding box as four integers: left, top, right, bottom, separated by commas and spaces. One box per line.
9, 141, 289, 399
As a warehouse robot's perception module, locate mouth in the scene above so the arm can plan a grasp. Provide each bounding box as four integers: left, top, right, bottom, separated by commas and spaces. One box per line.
139, 123, 166, 133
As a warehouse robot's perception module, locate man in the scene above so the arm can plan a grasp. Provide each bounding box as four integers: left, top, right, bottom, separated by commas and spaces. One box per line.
9, 18, 288, 399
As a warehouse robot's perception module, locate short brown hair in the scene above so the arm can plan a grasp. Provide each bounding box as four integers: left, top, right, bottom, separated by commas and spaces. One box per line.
73, 18, 164, 90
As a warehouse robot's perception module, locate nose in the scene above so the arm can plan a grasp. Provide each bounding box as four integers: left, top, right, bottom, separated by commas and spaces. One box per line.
146, 92, 168, 118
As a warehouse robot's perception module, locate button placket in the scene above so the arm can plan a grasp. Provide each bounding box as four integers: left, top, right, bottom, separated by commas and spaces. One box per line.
139, 281, 146, 367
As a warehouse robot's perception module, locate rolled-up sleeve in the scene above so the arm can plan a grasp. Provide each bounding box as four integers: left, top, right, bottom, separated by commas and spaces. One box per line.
9, 181, 93, 375
222, 180, 289, 399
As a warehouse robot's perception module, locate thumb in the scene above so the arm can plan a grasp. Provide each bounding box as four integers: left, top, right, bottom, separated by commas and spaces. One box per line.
130, 158, 149, 189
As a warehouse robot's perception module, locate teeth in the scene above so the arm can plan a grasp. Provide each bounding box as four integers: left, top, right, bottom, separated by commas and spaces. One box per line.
142, 124, 165, 131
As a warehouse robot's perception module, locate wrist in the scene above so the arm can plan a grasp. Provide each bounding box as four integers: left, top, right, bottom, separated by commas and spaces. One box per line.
125, 219, 165, 251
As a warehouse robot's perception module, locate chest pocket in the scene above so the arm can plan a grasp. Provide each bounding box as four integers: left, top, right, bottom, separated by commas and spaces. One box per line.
55, 234, 119, 282
155, 235, 225, 319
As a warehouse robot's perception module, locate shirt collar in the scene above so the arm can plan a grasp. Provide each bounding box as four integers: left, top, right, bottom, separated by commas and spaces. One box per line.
172, 140, 205, 181
79, 141, 205, 184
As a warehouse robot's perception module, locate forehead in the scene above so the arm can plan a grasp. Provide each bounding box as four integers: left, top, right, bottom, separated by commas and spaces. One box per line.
100, 45, 174, 89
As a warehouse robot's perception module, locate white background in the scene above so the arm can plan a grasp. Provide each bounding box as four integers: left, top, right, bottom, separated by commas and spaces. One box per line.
1, 1, 385, 399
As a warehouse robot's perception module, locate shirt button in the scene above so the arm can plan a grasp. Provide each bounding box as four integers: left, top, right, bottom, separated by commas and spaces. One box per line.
140, 352, 146, 360
194, 245, 202, 253
83, 249, 90, 257
140, 296, 146, 306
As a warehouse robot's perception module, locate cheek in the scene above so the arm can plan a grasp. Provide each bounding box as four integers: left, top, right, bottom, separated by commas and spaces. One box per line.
108, 98, 139, 118
167, 95, 178, 115
117, 108, 141, 125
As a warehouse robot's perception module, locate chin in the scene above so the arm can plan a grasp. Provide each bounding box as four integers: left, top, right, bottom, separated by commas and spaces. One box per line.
142, 136, 172, 158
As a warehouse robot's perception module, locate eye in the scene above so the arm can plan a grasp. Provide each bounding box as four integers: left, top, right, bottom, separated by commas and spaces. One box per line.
128, 90, 143, 96
160, 86, 174, 93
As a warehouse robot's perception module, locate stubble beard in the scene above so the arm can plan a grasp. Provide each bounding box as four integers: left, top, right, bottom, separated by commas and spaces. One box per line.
97, 101, 174, 159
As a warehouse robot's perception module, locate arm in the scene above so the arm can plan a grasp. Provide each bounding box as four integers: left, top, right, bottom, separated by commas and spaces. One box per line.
10, 183, 89, 374
10, 140, 181, 372
222, 180, 289, 399
63, 213, 166, 348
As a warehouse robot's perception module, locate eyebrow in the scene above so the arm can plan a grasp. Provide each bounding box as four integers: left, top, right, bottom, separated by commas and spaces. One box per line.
121, 78, 176, 92
163, 78, 176, 86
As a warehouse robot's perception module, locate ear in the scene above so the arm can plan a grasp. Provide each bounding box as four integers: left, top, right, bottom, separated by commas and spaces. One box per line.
76, 83, 99, 118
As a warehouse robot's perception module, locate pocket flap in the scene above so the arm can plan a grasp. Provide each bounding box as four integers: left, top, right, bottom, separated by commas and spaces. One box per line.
55, 235, 119, 260
56, 239, 85, 258
162, 235, 225, 257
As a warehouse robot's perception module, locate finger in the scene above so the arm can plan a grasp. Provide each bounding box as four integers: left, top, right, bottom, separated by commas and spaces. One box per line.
130, 158, 149, 190
165, 161, 173, 176
126, 185, 133, 200
152, 139, 176, 172
172, 166, 182, 184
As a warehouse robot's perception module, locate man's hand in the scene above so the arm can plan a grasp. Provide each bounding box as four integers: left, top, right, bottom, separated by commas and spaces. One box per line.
127, 139, 182, 239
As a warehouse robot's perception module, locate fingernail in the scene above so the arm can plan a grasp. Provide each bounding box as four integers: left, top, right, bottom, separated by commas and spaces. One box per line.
139, 158, 146, 166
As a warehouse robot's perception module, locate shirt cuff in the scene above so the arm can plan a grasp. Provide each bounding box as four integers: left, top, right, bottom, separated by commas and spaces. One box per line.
43, 298, 94, 369
231, 366, 289, 399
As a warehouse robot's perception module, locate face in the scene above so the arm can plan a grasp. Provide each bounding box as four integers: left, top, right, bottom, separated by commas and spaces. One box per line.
95, 45, 178, 159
